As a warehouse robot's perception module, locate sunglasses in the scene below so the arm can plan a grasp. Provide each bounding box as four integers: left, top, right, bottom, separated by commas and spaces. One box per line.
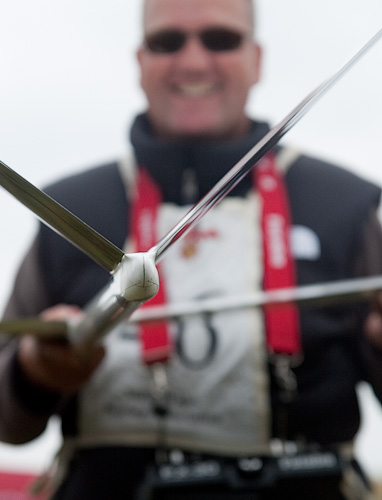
144, 28, 246, 54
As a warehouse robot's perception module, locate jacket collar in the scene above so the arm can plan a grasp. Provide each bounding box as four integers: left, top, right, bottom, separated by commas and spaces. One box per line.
130, 113, 270, 205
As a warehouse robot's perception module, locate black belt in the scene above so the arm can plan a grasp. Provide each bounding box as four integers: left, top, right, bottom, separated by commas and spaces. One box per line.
135, 450, 368, 500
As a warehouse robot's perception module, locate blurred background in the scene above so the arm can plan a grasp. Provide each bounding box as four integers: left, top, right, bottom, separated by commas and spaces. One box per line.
0, 0, 381, 483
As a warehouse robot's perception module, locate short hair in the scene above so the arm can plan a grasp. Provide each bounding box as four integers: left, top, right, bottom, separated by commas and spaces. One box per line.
247, 0, 256, 36
142, 0, 256, 37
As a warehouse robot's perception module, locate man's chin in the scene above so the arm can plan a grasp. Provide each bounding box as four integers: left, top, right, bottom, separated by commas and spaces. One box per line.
162, 122, 236, 141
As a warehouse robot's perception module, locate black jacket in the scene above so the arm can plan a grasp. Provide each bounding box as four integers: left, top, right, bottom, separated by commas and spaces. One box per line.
1, 114, 382, 499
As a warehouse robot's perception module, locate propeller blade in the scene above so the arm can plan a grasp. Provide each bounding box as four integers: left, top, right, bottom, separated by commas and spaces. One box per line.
130, 274, 382, 323
1, 274, 381, 340
150, 29, 382, 263
0, 319, 68, 339
0, 160, 125, 272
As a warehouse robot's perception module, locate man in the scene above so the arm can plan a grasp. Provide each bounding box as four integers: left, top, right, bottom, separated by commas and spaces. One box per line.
1, 0, 382, 498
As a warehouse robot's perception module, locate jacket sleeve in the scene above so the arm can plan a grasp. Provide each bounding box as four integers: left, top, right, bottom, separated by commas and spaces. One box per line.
0, 235, 63, 444
355, 209, 382, 402
0, 162, 128, 444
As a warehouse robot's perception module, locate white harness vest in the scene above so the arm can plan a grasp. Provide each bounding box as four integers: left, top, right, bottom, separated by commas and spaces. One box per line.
77, 155, 276, 456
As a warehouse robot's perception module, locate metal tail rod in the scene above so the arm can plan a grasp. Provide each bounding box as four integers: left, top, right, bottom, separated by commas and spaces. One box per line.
0, 29, 381, 349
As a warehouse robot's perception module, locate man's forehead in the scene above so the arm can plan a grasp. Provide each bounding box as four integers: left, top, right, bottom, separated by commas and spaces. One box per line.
143, 0, 253, 32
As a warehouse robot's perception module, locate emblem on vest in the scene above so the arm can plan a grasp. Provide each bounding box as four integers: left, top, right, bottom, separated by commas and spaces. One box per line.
181, 228, 219, 258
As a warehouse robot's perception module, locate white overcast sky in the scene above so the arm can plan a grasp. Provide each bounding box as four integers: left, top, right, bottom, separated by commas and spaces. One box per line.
0, 0, 382, 481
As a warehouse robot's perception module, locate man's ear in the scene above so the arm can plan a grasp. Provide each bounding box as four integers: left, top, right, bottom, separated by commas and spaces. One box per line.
136, 46, 144, 69
252, 43, 262, 85
136, 46, 145, 88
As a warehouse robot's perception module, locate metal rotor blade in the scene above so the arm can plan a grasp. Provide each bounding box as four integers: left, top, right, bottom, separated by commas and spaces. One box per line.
1, 274, 381, 339
0, 160, 125, 272
130, 274, 382, 323
150, 29, 382, 263
0, 319, 68, 339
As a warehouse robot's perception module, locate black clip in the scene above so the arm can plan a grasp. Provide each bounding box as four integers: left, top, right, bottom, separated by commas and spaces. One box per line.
149, 362, 170, 417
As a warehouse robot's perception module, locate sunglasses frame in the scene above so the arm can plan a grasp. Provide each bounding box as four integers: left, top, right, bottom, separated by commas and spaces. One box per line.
144, 27, 247, 54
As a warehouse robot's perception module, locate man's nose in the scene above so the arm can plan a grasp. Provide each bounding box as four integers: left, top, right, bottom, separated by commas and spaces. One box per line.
174, 35, 212, 68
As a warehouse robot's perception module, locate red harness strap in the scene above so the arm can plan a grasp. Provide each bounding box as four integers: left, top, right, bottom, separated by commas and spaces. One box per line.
131, 168, 173, 365
254, 154, 301, 356
132, 154, 301, 365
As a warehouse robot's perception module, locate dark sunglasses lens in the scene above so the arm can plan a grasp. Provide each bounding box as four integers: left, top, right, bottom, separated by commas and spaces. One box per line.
145, 30, 185, 53
201, 29, 243, 51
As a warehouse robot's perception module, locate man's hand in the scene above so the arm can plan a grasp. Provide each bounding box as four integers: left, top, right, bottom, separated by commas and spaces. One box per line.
364, 293, 382, 350
18, 304, 105, 394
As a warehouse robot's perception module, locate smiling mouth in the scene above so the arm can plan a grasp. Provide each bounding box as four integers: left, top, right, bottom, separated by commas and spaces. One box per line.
173, 82, 220, 97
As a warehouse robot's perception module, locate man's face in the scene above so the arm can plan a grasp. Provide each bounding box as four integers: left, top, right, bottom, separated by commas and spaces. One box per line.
137, 0, 261, 140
